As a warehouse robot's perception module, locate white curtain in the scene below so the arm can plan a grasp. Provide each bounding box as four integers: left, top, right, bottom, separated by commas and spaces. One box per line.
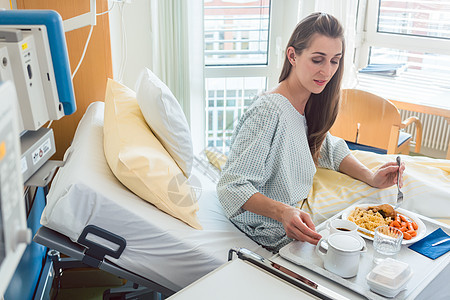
150, 0, 204, 126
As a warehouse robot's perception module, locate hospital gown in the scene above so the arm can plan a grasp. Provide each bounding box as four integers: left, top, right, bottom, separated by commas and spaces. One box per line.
217, 93, 350, 252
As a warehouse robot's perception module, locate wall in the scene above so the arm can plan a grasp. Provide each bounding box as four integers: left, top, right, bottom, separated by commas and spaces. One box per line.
108, 0, 152, 90
0, 0, 11, 9
17, 0, 113, 160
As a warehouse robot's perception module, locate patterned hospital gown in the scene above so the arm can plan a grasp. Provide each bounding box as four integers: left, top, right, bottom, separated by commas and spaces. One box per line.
217, 93, 350, 252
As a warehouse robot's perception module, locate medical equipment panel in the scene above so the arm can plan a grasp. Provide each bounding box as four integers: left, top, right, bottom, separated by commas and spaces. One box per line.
0, 9, 76, 119
0, 81, 32, 296
0, 30, 49, 132
20, 128, 56, 185
0, 10, 76, 184
0, 9, 77, 298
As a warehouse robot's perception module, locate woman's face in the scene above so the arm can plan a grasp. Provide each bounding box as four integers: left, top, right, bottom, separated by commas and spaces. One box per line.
289, 34, 342, 94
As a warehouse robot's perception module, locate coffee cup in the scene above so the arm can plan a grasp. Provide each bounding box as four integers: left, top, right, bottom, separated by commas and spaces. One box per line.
315, 233, 367, 278
326, 218, 358, 236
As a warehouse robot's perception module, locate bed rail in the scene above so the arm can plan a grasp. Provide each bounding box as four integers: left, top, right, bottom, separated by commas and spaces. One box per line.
33, 226, 176, 297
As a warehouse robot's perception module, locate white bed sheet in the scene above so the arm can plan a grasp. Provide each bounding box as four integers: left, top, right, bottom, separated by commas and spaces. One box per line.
41, 101, 271, 292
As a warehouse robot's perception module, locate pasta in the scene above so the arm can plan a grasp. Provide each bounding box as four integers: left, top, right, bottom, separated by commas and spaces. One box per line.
347, 207, 392, 232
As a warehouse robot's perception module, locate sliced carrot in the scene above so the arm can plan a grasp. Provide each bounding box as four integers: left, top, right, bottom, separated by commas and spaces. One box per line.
412, 222, 418, 230
407, 230, 417, 237
400, 226, 407, 232
391, 220, 401, 228
407, 222, 414, 231
403, 232, 412, 240
399, 214, 408, 222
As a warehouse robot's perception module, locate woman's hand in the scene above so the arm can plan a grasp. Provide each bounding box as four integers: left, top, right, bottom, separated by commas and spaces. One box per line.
370, 161, 405, 189
243, 193, 321, 245
339, 154, 405, 189
280, 207, 322, 245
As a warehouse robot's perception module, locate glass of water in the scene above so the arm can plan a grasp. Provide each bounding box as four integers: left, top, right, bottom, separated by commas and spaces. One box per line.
373, 225, 403, 264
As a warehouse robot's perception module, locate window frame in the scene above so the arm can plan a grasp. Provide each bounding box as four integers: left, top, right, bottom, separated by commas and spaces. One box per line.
356, 0, 450, 70
202, 1, 290, 153
204, 1, 285, 88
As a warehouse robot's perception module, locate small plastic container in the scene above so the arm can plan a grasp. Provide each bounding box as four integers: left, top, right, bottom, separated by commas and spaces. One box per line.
366, 258, 413, 298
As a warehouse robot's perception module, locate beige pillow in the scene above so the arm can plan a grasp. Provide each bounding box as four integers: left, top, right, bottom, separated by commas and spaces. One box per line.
103, 79, 202, 229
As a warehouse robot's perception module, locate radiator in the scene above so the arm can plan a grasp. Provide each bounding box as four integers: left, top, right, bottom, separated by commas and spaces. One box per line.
400, 110, 450, 152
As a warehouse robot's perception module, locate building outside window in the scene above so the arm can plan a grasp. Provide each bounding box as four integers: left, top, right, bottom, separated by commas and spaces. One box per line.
203, 0, 273, 155
358, 0, 450, 88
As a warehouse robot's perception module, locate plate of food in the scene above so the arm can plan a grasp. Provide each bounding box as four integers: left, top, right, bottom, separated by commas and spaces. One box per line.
340, 203, 426, 245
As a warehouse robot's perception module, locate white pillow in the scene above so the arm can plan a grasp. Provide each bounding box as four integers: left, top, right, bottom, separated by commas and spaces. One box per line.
135, 68, 194, 177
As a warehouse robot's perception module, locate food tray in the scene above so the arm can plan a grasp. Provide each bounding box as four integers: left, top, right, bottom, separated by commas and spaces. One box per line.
279, 203, 450, 300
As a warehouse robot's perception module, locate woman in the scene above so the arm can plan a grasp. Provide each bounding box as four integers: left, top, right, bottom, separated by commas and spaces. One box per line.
217, 12, 404, 252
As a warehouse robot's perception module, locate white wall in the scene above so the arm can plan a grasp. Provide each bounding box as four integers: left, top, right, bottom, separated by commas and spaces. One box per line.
299, 0, 360, 88
108, 0, 153, 90
266, 0, 301, 89
0, 0, 11, 9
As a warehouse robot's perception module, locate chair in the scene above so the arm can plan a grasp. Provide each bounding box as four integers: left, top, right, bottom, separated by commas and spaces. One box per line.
330, 89, 423, 155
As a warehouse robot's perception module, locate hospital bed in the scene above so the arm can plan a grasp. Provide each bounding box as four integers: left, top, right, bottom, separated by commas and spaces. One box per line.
34, 101, 272, 297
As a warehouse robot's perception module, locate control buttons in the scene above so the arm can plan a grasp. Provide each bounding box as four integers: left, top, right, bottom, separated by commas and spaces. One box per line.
27, 64, 32, 79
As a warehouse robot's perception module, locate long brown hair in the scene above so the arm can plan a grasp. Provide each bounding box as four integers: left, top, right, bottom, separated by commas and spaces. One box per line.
279, 12, 345, 163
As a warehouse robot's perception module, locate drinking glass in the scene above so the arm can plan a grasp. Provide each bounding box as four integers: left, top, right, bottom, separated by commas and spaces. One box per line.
373, 225, 403, 264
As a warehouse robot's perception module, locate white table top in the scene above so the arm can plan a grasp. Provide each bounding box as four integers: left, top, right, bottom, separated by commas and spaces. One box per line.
168, 258, 318, 300
168, 247, 449, 300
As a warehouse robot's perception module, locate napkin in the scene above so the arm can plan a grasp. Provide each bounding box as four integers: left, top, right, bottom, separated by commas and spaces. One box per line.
408, 228, 450, 260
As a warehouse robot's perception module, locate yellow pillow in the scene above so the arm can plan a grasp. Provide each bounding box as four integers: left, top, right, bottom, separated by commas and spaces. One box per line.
103, 79, 202, 229
204, 149, 227, 171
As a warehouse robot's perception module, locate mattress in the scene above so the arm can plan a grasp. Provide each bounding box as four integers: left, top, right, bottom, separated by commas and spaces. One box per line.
41, 101, 271, 292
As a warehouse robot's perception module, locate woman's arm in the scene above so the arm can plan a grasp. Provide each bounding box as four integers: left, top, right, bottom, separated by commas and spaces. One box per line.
243, 192, 322, 244
339, 153, 405, 189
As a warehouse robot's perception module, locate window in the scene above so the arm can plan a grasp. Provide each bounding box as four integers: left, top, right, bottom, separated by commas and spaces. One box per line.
357, 0, 450, 91
205, 76, 266, 154
203, 0, 281, 154
204, 0, 270, 65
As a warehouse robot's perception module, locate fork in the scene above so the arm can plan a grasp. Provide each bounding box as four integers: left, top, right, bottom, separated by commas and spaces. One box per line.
394, 156, 403, 209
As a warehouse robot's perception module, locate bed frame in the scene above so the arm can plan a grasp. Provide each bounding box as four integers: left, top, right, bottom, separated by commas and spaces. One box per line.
34, 225, 176, 298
